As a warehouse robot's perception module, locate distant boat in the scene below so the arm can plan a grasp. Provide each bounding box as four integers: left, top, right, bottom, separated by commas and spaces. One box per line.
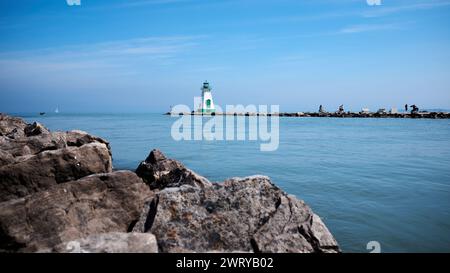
39, 112, 46, 116
55, 107, 59, 114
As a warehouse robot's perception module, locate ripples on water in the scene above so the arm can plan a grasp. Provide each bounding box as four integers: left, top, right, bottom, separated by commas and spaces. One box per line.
20, 113, 450, 253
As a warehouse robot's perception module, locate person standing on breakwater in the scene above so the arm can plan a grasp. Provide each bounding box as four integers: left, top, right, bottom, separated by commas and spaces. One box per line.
319, 105, 324, 113
405, 104, 408, 112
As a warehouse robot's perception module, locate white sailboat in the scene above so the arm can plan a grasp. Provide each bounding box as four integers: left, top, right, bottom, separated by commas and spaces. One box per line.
55, 107, 59, 114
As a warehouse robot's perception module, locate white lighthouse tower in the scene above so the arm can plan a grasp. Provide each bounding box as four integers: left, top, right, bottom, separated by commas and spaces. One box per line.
200, 81, 215, 114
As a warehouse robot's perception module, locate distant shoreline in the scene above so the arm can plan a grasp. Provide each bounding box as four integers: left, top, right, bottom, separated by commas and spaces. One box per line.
166, 111, 450, 119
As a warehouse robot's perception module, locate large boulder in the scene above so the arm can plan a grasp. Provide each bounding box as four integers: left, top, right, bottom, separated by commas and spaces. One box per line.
0, 142, 113, 202
133, 150, 340, 253
0, 115, 113, 202
0, 171, 153, 252
55, 232, 158, 253
0, 129, 111, 161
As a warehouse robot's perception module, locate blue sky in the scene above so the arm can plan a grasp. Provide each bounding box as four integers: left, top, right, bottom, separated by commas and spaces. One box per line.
0, 0, 449, 113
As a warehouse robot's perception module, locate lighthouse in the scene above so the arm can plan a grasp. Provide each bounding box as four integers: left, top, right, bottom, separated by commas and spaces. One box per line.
200, 81, 215, 113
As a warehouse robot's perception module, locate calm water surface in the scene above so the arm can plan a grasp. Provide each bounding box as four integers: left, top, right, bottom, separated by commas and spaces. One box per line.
19, 113, 450, 253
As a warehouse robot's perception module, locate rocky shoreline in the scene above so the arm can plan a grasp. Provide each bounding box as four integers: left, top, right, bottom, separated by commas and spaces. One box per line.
0, 113, 340, 253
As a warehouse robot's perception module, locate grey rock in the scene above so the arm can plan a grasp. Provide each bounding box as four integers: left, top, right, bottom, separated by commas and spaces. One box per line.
0, 171, 153, 252
0, 129, 111, 162
54, 232, 158, 253
0, 115, 113, 202
135, 149, 211, 190
24, 122, 49, 137
0, 150, 14, 166
0, 142, 113, 202
0, 114, 27, 138
252, 193, 339, 253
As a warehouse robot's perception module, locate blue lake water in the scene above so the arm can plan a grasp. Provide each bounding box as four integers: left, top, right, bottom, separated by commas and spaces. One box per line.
18, 113, 450, 253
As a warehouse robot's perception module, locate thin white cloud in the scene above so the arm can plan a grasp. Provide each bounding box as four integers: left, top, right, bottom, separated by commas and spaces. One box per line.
0, 35, 205, 84
0, 59, 116, 73
276, 54, 306, 63
262, 10, 356, 23
188, 65, 231, 73
339, 23, 403, 34
0, 35, 203, 61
